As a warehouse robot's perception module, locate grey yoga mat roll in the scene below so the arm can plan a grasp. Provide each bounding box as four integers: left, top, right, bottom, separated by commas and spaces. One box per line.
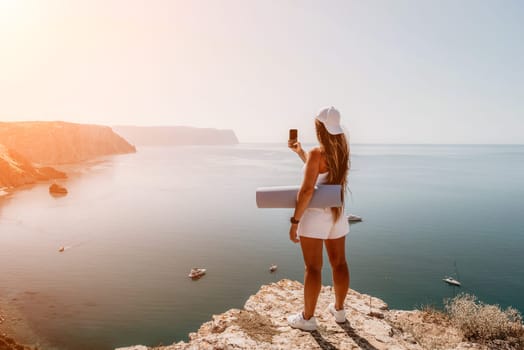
256, 185, 342, 208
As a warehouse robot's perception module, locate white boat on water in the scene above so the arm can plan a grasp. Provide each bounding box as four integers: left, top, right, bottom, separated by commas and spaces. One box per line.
348, 214, 362, 222
188, 268, 206, 279
443, 276, 461, 286
269, 264, 278, 272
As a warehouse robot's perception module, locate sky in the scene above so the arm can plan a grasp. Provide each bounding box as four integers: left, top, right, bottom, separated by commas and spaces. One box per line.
0, 0, 523, 143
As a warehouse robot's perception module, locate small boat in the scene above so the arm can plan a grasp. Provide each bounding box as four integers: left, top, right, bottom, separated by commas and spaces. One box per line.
443, 276, 461, 286
188, 268, 206, 279
269, 264, 278, 272
348, 214, 362, 222
58, 246, 65, 252
443, 261, 461, 286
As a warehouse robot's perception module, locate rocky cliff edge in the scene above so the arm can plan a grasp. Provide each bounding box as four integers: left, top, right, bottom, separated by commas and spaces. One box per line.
118, 279, 509, 350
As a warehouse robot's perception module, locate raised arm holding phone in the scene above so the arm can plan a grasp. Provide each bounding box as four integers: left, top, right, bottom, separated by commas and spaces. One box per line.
288, 129, 308, 163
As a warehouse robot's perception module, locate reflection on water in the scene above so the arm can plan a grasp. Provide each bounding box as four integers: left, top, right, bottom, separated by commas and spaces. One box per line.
1, 144, 523, 349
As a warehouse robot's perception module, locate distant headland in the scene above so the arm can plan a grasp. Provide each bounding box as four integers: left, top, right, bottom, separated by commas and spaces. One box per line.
112, 125, 239, 146
0, 122, 240, 192
0, 121, 136, 165
0, 121, 136, 191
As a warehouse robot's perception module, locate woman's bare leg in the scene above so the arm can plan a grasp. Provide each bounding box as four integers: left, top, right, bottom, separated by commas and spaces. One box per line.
325, 236, 349, 310
299, 236, 324, 319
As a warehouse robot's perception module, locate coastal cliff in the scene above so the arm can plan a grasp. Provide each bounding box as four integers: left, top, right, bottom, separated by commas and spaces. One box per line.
0, 122, 136, 165
118, 279, 523, 350
0, 144, 66, 189
112, 126, 239, 146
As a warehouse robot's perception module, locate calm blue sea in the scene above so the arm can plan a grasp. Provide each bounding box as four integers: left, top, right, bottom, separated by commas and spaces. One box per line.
0, 144, 523, 349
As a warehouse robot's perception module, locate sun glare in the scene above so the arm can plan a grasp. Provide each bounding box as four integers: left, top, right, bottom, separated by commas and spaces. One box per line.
0, 0, 32, 29
0, 0, 19, 16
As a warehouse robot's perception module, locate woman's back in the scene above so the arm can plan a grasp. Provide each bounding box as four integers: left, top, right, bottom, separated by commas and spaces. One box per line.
301, 147, 330, 183
316, 171, 329, 185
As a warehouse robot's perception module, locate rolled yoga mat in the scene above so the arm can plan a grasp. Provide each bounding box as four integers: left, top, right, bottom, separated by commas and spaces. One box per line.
256, 185, 342, 208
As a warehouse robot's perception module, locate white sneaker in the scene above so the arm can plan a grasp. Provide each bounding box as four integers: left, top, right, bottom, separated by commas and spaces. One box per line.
328, 303, 346, 323
287, 312, 317, 331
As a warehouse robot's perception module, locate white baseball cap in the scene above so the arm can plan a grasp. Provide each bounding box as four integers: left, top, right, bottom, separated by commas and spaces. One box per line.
315, 106, 344, 135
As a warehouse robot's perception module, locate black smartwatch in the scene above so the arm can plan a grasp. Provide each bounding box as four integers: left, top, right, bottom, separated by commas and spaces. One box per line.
290, 217, 300, 224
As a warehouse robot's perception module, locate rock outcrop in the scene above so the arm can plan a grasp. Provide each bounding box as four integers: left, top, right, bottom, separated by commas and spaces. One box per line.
112, 126, 239, 146
119, 279, 497, 350
0, 122, 136, 165
0, 334, 33, 350
49, 183, 68, 195
0, 144, 66, 189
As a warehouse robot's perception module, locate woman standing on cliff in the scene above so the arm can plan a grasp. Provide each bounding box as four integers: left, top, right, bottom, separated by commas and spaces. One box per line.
287, 106, 350, 331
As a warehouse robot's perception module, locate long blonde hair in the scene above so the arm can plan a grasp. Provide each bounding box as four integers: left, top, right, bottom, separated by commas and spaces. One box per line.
315, 119, 350, 223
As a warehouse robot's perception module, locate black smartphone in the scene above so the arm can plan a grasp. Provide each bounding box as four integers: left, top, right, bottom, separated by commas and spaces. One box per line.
289, 129, 298, 142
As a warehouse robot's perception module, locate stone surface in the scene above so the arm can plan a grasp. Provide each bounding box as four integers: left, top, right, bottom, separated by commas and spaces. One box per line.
49, 183, 68, 195
119, 279, 497, 350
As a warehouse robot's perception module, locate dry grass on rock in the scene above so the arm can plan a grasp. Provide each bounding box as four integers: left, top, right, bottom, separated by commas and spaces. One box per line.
445, 293, 524, 348
231, 310, 280, 343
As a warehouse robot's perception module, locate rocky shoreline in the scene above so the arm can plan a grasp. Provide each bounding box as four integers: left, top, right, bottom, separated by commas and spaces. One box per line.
0, 122, 136, 191
0, 145, 67, 191
0, 334, 32, 350
0, 301, 37, 350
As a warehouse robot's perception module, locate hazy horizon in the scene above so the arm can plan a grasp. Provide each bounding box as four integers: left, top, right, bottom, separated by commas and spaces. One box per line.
2, 120, 524, 145
1, 0, 523, 144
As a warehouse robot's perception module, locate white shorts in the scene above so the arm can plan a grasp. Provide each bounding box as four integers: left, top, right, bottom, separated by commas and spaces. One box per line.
297, 208, 350, 240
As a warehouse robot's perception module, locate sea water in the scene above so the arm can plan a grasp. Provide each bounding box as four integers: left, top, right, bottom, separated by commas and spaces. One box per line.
0, 144, 523, 349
